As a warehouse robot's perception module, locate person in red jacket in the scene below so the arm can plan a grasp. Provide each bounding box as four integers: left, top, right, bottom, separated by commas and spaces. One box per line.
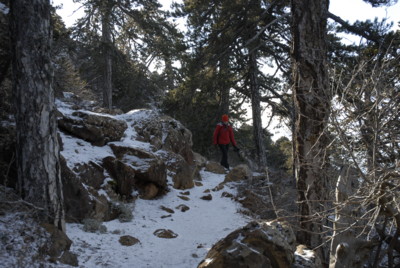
213, 114, 239, 170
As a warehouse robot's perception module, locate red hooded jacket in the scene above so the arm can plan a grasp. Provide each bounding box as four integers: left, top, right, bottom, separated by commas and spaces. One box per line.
213, 122, 237, 146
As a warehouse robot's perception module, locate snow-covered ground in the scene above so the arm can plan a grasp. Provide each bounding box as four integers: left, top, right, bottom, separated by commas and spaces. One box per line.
66, 171, 250, 268
1, 98, 251, 267
57, 98, 252, 267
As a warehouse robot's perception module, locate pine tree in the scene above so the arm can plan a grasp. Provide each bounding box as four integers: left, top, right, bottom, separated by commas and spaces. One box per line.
10, 0, 65, 231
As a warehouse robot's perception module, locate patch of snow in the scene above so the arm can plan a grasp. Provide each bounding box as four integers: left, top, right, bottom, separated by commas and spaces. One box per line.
66, 171, 251, 267
0, 3, 9, 14
59, 132, 114, 169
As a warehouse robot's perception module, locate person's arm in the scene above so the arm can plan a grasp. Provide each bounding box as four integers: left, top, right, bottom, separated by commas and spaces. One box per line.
213, 125, 221, 145
229, 126, 237, 147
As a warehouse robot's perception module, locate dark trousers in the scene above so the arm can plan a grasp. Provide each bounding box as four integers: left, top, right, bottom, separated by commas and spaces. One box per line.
219, 144, 230, 169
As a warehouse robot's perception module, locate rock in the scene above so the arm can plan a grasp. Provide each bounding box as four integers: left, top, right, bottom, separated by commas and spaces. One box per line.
176, 204, 190, 212
212, 184, 224, 192
200, 194, 212, 201
178, 195, 190, 201
172, 162, 195, 190
193, 152, 207, 168
204, 161, 226, 174
224, 164, 252, 183
153, 229, 178, 239
142, 183, 159, 200
221, 192, 234, 198
294, 245, 322, 268
119, 235, 140, 246
163, 153, 197, 190
198, 221, 296, 268
102, 156, 136, 198
195, 181, 203, 187
160, 206, 175, 214
72, 161, 105, 189
58, 110, 127, 146
61, 156, 117, 222
41, 223, 72, 259
134, 111, 194, 164
109, 144, 167, 197
59, 251, 79, 267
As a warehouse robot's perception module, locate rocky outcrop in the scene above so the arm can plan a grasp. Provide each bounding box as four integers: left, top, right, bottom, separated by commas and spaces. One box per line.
204, 161, 226, 174
109, 144, 168, 198
193, 152, 207, 168
135, 113, 194, 164
102, 156, 136, 198
224, 164, 252, 183
56, 104, 201, 221
58, 111, 127, 146
198, 221, 296, 268
72, 161, 106, 189
60, 156, 118, 222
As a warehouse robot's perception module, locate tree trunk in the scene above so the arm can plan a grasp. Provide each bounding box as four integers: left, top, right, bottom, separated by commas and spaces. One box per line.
291, 0, 331, 259
101, 0, 113, 109
249, 51, 267, 168
218, 57, 230, 116
10, 0, 65, 232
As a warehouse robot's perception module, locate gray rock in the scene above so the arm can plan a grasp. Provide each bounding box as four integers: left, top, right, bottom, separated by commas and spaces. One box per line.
58, 111, 127, 146
198, 221, 296, 268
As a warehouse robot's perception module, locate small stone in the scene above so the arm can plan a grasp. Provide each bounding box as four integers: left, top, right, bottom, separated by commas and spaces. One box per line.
153, 229, 178, 239
221, 192, 234, 198
119, 235, 140, 246
178, 195, 190, 201
176, 204, 190, 212
212, 184, 224, 192
160, 205, 175, 214
195, 181, 203, 187
200, 194, 212, 201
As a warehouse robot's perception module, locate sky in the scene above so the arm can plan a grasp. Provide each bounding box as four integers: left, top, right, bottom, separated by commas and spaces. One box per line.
53, 0, 400, 30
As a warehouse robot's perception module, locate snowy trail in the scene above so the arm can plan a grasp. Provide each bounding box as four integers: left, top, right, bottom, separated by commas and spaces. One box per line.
67, 170, 250, 268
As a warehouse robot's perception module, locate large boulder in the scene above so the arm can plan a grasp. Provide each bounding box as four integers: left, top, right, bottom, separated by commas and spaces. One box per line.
134, 111, 194, 164
58, 111, 127, 146
159, 151, 197, 190
108, 144, 167, 198
72, 161, 106, 189
102, 156, 136, 198
60, 156, 117, 222
224, 164, 252, 183
171, 159, 196, 190
193, 152, 207, 168
198, 221, 296, 268
204, 161, 226, 174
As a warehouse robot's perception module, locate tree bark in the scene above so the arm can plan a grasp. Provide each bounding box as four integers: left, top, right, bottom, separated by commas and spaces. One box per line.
291, 0, 331, 259
10, 0, 65, 231
101, 0, 113, 109
249, 51, 267, 168
218, 57, 230, 116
